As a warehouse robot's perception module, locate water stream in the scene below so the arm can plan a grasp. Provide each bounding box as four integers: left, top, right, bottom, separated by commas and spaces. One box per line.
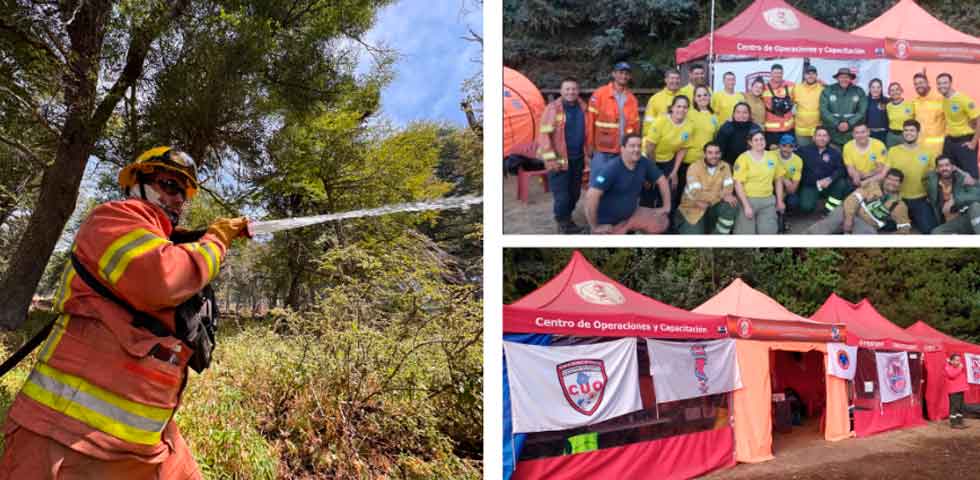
247, 195, 483, 235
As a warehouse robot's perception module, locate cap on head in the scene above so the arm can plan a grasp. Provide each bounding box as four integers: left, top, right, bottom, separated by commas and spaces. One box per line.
805, 65, 817, 74
613, 61, 632, 72
779, 134, 796, 146
118, 146, 199, 198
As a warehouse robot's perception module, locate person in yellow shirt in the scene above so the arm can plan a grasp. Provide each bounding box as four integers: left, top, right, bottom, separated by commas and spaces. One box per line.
774, 134, 803, 232
745, 78, 767, 127
937, 73, 980, 179
712, 72, 744, 123
645, 69, 685, 122
885, 119, 938, 233
794, 65, 824, 147
679, 64, 707, 100
843, 123, 888, 188
642, 95, 693, 218
733, 130, 784, 234
687, 86, 720, 166
886, 82, 914, 148
912, 72, 946, 156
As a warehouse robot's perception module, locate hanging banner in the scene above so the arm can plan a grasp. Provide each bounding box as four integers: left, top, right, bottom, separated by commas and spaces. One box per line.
712, 58, 804, 92
827, 343, 858, 380
875, 351, 912, 403
807, 58, 891, 89
966, 353, 980, 385
645, 338, 742, 403
503, 338, 642, 434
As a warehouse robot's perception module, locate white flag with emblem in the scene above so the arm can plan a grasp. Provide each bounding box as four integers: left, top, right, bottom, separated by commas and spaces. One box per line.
503, 338, 642, 433
827, 343, 858, 380
966, 353, 980, 385
645, 338, 742, 403
875, 351, 911, 403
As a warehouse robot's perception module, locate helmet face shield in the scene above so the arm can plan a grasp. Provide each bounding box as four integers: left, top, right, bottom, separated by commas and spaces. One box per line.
120, 146, 200, 199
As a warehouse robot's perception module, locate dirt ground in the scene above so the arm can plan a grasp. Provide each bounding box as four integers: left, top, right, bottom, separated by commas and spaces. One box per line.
703, 419, 980, 479
502, 173, 827, 235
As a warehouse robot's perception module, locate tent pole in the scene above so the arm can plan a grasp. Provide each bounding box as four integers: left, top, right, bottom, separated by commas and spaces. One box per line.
709, 0, 716, 88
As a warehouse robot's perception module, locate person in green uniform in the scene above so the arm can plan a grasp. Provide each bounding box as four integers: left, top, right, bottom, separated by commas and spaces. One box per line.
820, 68, 868, 149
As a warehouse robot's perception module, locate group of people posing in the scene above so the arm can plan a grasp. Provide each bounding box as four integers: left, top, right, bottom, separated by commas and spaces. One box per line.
535, 61, 980, 234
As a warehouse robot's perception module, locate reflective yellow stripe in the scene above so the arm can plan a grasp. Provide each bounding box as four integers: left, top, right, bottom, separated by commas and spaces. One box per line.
180, 243, 216, 279
588, 106, 599, 114
205, 242, 221, 273
540, 124, 555, 134
764, 123, 782, 129
23, 363, 173, 445
53, 259, 75, 312
98, 229, 169, 285
38, 314, 69, 363
594, 121, 619, 129
541, 151, 557, 161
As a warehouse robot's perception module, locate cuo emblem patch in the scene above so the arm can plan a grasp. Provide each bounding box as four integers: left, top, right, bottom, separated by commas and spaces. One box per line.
557, 359, 607, 415
885, 357, 907, 394
971, 356, 980, 383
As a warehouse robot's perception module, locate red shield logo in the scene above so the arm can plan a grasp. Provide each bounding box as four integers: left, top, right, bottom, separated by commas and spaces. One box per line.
886, 357, 907, 394
971, 356, 980, 383
557, 359, 607, 416
738, 318, 753, 339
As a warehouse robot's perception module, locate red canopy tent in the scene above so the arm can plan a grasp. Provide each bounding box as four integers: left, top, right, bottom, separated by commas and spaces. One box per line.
503, 67, 545, 157
906, 321, 980, 419
675, 0, 882, 64
504, 251, 730, 339
852, 0, 980, 110
810, 294, 934, 437
504, 251, 735, 480
693, 279, 851, 464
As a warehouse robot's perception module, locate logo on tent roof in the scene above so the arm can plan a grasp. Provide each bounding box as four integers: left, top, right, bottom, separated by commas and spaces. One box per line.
574, 280, 626, 305
557, 359, 607, 415
763, 8, 800, 31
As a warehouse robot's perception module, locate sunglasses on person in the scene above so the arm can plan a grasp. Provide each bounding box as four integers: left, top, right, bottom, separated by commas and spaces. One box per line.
153, 177, 189, 198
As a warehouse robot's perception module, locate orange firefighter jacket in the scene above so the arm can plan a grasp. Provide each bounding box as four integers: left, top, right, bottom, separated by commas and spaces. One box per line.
762, 80, 795, 133
587, 82, 640, 154
5, 198, 226, 462
537, 97, 593, 166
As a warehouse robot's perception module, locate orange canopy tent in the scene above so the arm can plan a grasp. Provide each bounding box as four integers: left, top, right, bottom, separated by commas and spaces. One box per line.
693, 279, 851, 464
503, 67, 545, 158
905, 321, 980, 420
851, 0, 980, 110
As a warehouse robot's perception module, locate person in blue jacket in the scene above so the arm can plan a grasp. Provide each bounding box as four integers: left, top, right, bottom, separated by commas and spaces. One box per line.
797, 126, 852, 214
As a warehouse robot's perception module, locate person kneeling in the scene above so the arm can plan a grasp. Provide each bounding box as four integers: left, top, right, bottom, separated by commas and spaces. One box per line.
928, 155, 980, 234
585, 134, 671, 234
733, 130, 784, 234
798, 126, 851, 214
676, 142, 737, 234
805, 168, 910, 234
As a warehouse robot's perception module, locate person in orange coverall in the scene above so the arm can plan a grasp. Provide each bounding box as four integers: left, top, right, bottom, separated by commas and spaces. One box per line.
0, 146, 249, 479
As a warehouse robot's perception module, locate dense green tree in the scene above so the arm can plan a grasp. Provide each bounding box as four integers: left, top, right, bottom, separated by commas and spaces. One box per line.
504, 0, 980, 89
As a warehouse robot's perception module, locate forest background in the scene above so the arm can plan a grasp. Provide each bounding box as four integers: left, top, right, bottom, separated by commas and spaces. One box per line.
0, 0, 483, 478
504, 0, 980, 88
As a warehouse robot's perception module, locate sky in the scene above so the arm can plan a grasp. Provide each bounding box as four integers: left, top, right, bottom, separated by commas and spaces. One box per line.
360, 0, 482, 126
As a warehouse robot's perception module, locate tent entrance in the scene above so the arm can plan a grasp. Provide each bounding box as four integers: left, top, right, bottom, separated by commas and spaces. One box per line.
770, 350, 826, 453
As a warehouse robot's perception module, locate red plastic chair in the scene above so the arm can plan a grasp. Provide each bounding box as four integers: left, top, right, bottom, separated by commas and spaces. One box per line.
517, 168, 549, 204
